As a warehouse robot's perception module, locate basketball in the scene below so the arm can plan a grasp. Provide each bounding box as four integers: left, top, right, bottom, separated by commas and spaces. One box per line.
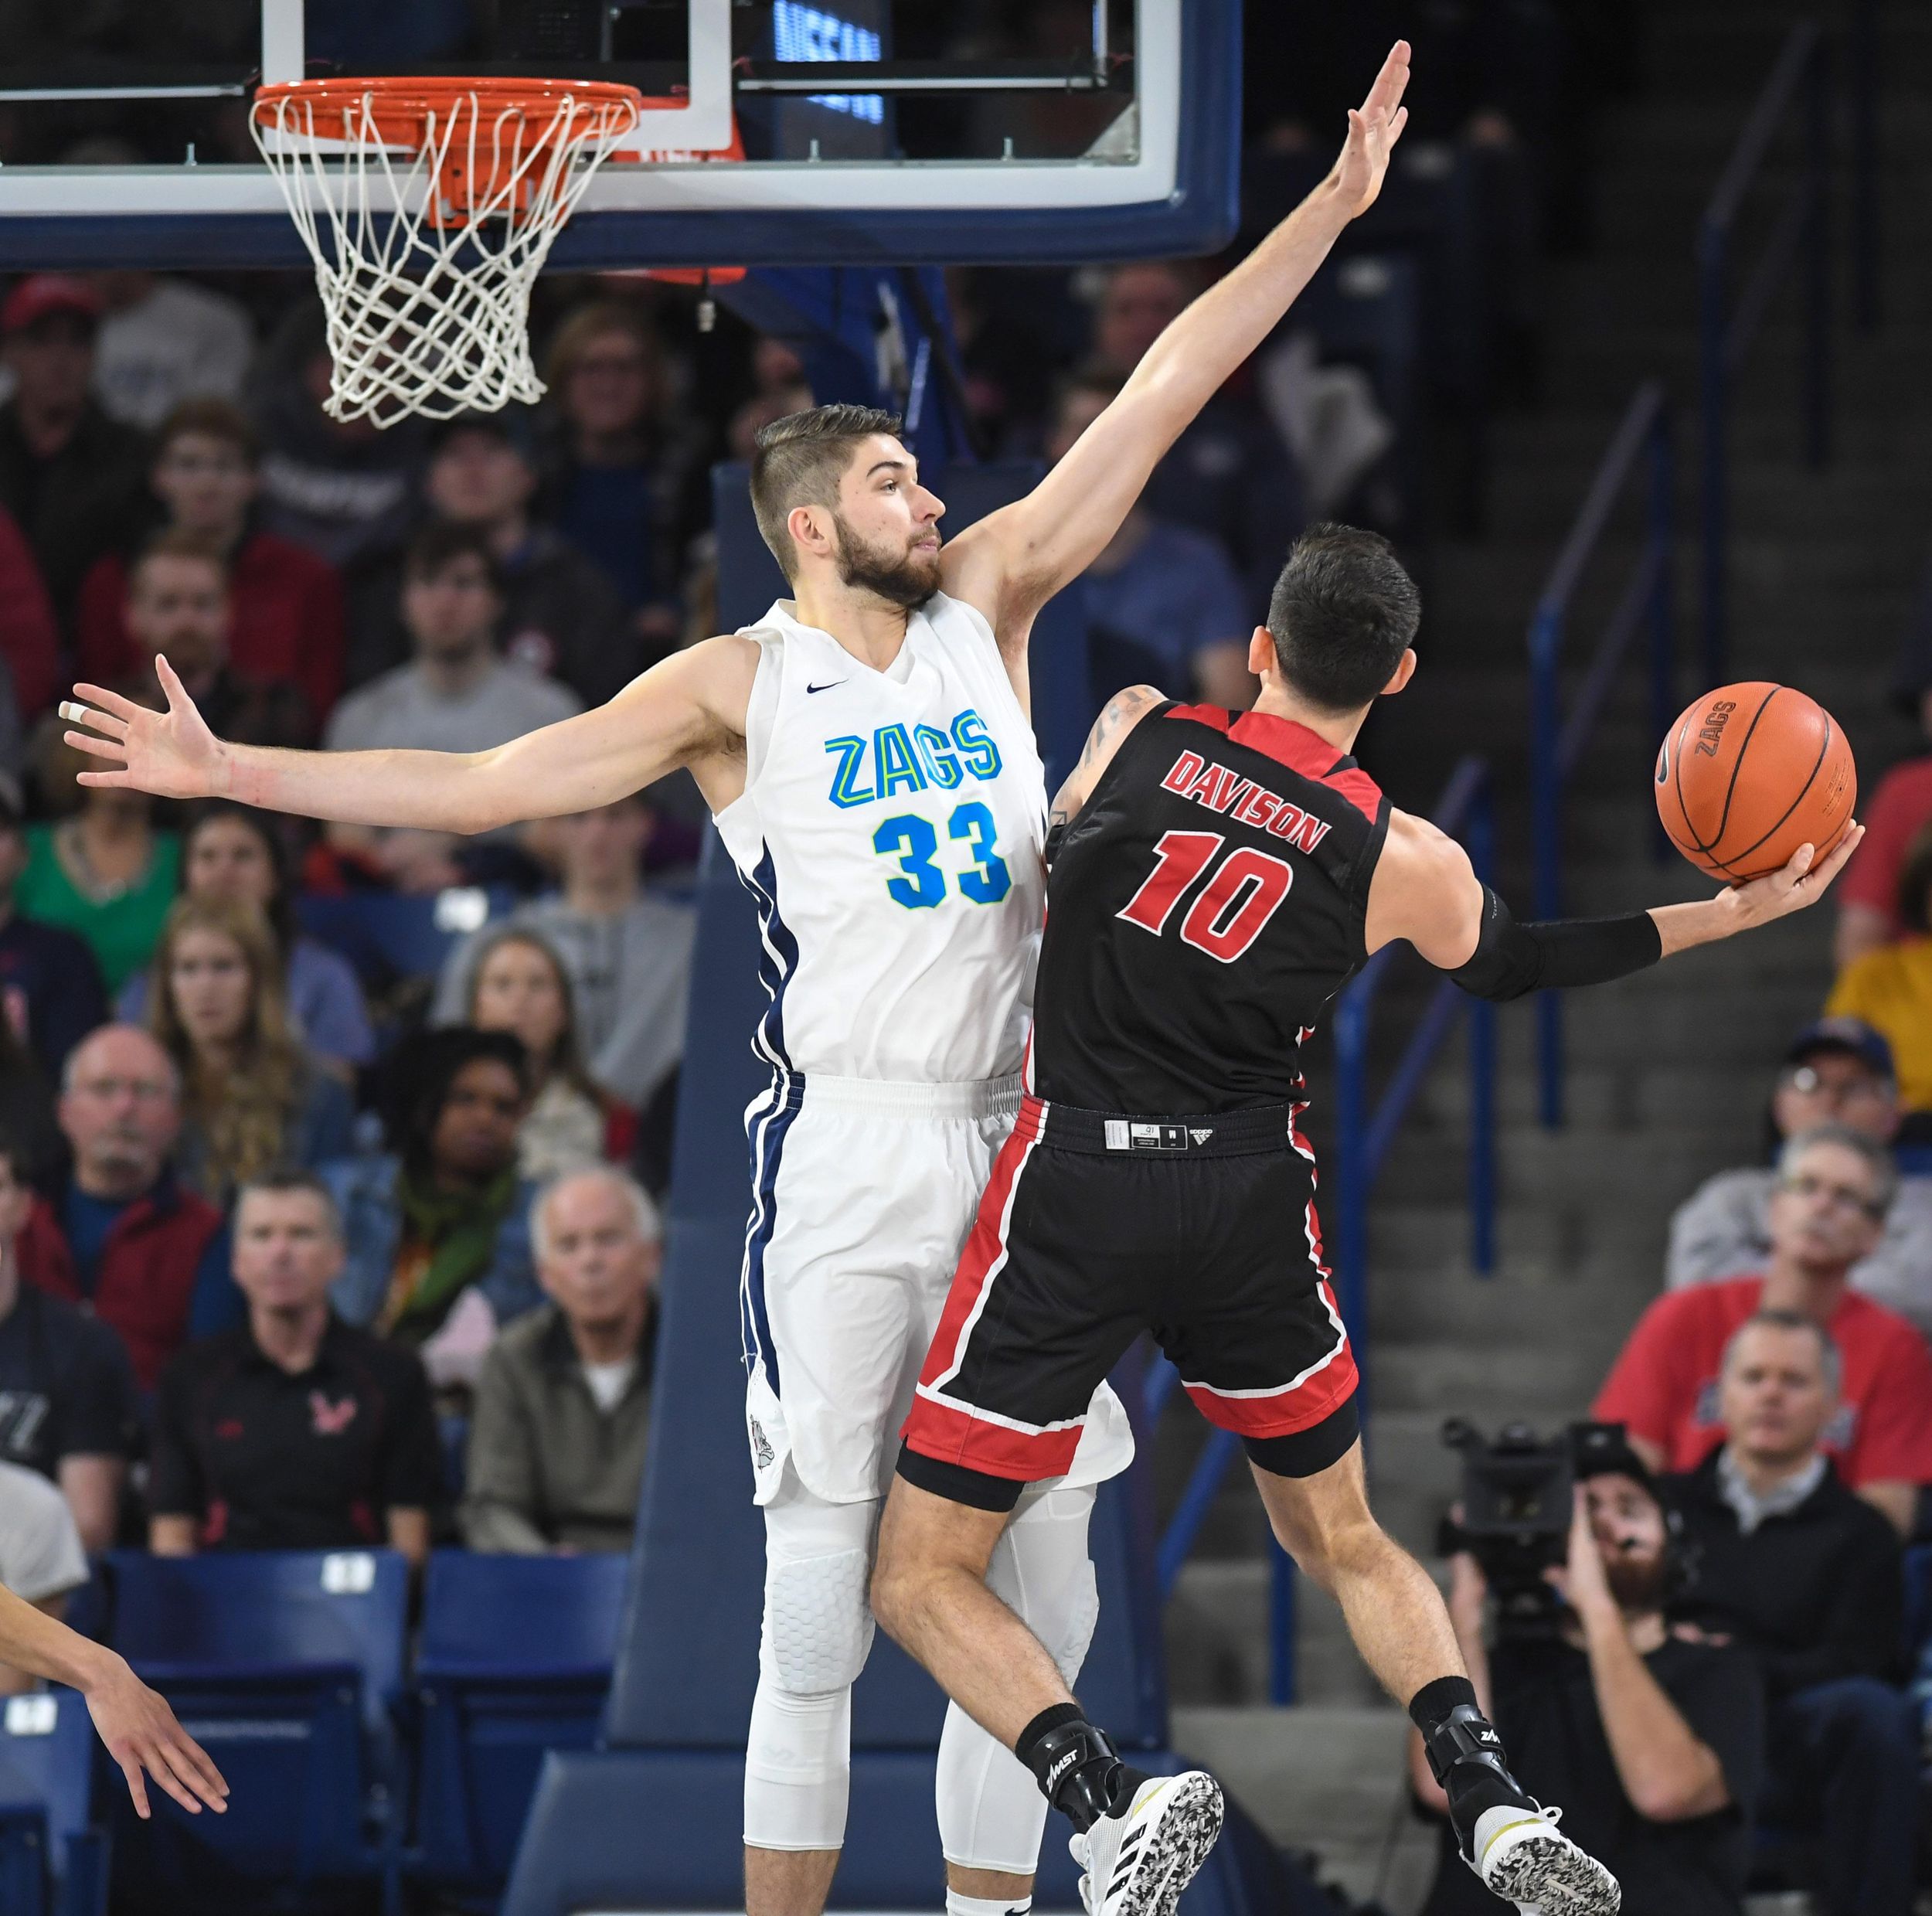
1655, 682, 1856, 882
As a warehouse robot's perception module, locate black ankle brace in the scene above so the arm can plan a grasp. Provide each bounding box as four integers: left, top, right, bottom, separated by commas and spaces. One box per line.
1016, 1712, 1125, 1836
1420, 1704, 1534, 1850
1420, 1702, 1509, 1788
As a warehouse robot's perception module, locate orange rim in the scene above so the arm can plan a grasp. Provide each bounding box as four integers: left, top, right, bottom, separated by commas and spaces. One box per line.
252, 77, 647, 219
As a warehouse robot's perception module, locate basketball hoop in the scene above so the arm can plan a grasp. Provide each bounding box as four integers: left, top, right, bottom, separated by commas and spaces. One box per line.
251, 77, 650, 427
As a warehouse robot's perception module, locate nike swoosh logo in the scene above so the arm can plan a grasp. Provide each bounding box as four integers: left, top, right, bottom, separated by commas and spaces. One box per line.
806, 679, 846, 695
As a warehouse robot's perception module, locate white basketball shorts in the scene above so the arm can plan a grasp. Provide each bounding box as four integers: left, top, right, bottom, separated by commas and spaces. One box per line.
739, 1070, 1134, 1506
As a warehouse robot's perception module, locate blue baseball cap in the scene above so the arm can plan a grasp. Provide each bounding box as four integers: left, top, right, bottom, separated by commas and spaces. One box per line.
1784, 1016, 1896, 1083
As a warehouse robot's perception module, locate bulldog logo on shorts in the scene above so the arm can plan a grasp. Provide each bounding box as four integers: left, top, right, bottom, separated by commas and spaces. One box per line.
749, 1414, 776, 1470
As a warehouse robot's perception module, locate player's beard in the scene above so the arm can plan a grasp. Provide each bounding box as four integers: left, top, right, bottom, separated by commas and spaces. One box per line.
832, 511, 940, 609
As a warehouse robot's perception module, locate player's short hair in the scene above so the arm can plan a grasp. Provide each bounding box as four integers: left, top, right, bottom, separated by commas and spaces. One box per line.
1264, 522, 1422, 715
750, 403, 905, 580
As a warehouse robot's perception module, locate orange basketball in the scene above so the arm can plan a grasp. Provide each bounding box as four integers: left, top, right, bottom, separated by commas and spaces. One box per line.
1655, 682, 1855, 883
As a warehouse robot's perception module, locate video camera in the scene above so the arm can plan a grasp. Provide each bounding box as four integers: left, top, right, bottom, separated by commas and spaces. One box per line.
1437, 1420, 1642, 1639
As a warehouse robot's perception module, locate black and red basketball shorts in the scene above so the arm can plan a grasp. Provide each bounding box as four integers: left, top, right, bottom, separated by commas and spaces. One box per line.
900, 1093, 1360, 1509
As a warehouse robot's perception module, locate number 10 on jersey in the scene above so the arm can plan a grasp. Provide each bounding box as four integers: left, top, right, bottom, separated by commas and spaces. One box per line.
1117, 830, 1294, 961
874, 802, 1013, 909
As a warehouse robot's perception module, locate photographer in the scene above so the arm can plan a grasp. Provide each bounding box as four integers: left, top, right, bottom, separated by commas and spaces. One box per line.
1669, 1311, 1917, 1916
1408, 1437, 1764, 1916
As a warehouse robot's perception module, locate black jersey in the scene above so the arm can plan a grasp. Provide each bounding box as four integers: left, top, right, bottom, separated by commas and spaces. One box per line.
1029, 700, 1390, 1113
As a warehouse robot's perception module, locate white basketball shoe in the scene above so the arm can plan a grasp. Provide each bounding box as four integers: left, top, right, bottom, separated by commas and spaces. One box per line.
1070, 1770, 1224, 1916
1469, 1802, 1621, 1914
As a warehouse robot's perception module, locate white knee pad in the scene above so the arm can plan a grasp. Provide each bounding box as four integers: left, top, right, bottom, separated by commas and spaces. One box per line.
937, 1484, 1099, 1875
764, 1546, 876, 1693
745, 1471, 878, 1853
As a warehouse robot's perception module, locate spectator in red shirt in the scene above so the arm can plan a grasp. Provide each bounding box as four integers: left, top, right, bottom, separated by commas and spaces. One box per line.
1596, 1124, 1932, 1537
74, 397, 345, 724
0, 507, 60, 721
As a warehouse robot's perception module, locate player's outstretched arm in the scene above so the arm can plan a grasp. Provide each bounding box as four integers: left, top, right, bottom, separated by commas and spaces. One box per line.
63, 641, 759, 831
0, 1581, 229, 1820
944, 43, 1412, 637
1365, 810, 1864, 995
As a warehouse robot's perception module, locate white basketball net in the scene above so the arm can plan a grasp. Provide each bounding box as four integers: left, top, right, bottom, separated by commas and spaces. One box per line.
251, 86, 643, 427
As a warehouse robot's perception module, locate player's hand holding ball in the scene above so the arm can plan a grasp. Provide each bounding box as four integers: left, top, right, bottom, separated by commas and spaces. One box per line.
1655, 681, 1863, 927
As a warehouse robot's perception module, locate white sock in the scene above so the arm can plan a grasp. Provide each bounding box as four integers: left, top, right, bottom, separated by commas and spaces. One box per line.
946, 1894, 1032, 1916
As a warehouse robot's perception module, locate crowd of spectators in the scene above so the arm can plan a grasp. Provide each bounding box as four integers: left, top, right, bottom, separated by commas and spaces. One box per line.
1406, 798, 1932, 1912
0, 256, 757, 1595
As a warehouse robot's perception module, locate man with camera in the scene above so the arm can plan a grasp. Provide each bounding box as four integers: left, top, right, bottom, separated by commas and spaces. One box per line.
1668, 1310, 1917, 1916
1409, 1431, 1764, 1916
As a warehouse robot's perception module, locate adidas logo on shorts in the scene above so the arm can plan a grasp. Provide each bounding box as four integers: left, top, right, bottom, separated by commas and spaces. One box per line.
1104, 1121, 1204, 1152
748, 1416, 775, 1469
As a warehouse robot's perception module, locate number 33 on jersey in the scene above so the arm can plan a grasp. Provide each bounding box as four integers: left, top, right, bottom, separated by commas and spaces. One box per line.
714, 595, 1048, 1085
824, 713, 1014, 909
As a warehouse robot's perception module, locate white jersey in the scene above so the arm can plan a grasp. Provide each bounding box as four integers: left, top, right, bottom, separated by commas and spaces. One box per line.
714, 593, 1047, 1085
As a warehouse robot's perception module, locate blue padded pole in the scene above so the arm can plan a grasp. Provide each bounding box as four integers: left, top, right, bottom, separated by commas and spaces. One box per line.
1267, 1535, 1296, 1706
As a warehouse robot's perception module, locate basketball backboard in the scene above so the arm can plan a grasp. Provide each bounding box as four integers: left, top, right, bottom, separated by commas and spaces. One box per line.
0, 0, 1239, 270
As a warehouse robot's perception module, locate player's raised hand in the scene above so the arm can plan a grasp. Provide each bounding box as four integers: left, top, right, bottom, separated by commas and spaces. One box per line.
1329, 40, 1412, 219
61, 655, 223, 801
1719, 822, 1865, 930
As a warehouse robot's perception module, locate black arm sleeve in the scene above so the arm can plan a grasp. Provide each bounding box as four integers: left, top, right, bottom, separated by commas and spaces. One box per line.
1447, 886, 1663, 1002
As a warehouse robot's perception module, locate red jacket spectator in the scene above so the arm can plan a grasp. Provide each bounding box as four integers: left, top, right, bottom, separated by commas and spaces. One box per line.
17, 1186, 229, 1395
1594, 1274, 1932, 1492
0, 507, 60, 719
76, 531, 345, 723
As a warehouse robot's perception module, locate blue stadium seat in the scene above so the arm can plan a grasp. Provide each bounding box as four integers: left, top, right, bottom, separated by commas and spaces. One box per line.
0, 1688, 108, 1916
101, 1549, 409, 1908
409, 1550, 629, 1894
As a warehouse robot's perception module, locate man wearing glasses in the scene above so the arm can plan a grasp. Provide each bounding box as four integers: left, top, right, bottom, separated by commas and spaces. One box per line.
15, 1025, 233, 1393
1665, 1018, 1932, 1336
1597, 1122, 1932, 1537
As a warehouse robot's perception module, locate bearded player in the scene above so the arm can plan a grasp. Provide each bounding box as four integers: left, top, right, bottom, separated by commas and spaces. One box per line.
872, 525, 1860, 1915
60, 46, 1414, 1916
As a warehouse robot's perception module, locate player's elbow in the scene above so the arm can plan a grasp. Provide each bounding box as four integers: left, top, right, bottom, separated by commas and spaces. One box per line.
445, 753, 522, 835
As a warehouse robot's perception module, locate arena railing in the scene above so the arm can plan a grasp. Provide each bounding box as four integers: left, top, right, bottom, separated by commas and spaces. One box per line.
1698, 19, 1832, 684
1529, 380, 1676, 1128
1142, 754, 1497, 1703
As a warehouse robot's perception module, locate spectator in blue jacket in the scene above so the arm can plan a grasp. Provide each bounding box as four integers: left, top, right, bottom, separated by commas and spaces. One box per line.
323, 1028, 542, 1392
